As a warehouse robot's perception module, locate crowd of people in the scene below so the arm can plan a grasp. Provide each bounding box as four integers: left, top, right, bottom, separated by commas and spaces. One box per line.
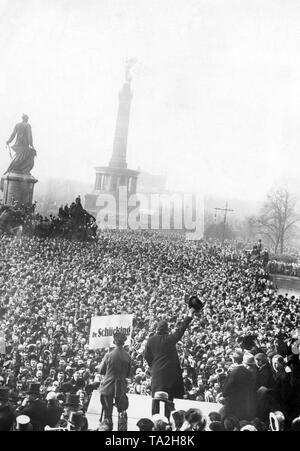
0, 229, 300, 431
267, 260, 300, 278
0, 196, 97, 241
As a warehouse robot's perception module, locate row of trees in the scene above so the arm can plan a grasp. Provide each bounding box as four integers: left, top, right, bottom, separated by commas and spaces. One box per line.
205, 187, 300, 254
250, 187, 300, 254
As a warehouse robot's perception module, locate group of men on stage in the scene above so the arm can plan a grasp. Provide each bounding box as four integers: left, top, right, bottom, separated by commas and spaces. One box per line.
99, 304, 198, 430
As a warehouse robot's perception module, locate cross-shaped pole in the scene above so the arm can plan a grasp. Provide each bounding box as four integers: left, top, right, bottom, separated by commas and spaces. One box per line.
214, 202, 234, 245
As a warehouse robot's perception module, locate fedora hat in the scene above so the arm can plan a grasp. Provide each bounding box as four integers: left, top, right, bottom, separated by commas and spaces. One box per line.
188, 295, 204, 312
153, 391, 169, 401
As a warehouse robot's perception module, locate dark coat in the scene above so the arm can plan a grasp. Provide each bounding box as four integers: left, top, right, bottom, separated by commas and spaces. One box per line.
222, 365, 256, 420
144, 316, 192, 399
99, 347, 131, 397
273, 370, 292, 415
0, 405, 15, 431
21, 399, 48, 431
45, 403, 63, 428
256, 364, 274, 390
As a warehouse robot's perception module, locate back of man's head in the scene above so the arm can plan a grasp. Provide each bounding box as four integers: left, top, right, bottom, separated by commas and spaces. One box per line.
113, 332, 127, 347
156, 320, 168, 335
232, 350, 243, 365
136, 418, 154, 431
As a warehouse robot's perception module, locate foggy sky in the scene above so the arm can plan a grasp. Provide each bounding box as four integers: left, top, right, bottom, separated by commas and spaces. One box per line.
0, 0, 300, 201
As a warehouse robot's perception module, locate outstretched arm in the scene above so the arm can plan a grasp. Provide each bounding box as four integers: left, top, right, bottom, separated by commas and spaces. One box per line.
170, 315, 193, 344
170, 308, 195, 344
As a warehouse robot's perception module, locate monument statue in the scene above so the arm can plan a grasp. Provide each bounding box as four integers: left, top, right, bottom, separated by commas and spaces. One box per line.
1, 114, 38, 206
4, 114, 36, 175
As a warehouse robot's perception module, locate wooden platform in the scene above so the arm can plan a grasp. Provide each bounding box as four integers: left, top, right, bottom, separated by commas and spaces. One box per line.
86, 390, 221, 431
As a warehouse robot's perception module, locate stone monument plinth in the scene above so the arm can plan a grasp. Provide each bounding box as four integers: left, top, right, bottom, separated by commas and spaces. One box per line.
1, 172, 38, 206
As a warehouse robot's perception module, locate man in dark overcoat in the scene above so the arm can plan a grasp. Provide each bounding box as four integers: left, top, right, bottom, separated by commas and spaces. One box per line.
0, 387, 15, 431
221, 350, 256, 421
19, 382, 48, 431
99, 332, 131, 430
144, 306, 195, 403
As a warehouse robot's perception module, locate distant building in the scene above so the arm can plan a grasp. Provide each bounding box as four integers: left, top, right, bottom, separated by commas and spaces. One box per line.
136, 170, 167, 194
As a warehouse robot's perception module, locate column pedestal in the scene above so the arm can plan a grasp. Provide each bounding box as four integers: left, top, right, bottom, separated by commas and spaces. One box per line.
1, 172, 38, 206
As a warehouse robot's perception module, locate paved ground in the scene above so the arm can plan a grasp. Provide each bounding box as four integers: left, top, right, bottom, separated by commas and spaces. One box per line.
87, 391, 221, 431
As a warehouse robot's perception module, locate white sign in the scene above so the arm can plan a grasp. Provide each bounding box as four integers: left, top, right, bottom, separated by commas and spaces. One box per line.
89, 314, 134, 349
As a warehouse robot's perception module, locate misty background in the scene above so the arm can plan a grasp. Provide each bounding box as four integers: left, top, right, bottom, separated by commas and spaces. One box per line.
0, 0, 300, 224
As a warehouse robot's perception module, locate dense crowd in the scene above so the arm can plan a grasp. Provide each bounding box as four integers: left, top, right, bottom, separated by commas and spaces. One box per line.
0, 196, 97, 241
0, 231, 300, 431
268, 260, 300, 278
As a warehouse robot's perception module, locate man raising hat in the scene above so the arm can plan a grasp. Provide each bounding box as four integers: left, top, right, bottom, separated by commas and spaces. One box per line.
144, 304, 197, 415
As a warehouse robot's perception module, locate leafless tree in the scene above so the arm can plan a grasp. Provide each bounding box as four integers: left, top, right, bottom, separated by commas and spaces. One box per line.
255, 187, 300, 253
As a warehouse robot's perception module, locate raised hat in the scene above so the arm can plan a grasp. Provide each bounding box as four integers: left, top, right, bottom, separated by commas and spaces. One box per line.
188, 295, 204, 312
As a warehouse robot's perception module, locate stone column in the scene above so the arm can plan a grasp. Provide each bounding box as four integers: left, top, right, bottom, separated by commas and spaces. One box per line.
131, 176, 137, 194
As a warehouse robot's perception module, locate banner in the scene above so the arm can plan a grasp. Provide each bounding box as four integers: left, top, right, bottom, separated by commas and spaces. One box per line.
89, 314, 134, 349
0, 331, 5, 354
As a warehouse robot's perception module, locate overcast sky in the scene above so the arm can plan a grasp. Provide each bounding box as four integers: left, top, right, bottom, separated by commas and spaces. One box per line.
0, 0, 300, 201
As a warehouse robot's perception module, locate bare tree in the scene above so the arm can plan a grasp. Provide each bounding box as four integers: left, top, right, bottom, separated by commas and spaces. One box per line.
255, 187, 300, 253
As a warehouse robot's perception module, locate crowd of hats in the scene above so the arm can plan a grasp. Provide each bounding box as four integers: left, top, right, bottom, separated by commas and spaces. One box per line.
0, 230, 300, 431
132, 392, 300, 432
134, 409, 300, 431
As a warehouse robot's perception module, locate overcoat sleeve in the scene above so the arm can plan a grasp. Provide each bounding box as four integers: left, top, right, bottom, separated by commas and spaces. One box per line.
169, 316, 193, 344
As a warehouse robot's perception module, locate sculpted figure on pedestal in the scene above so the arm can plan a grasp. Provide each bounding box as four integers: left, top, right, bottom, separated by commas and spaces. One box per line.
4, 114, 36, 175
